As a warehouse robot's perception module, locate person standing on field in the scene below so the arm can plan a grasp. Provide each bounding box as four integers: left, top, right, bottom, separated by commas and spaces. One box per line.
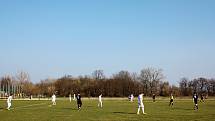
152, 94, 156, 102
193, 93, 198, 110
137, 93, 146, 115
73, 93, 76, 101
69, 94, 72, 102
200, 94, 204, 102
76, 93, 82, 110
98, 94, 103, 108
130, 94, 134, 102
7, 94, 12, 110
169, 94, 174, 107
52, 93, 56, 105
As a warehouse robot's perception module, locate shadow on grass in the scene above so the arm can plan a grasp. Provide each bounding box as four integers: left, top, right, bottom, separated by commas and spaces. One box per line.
172, 107, 193, 111
61, 107, 78, 110
61, 105, 94, 110
113, 112, 136, 114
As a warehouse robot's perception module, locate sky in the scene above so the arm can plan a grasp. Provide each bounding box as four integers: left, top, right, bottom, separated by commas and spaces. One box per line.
0, 0, 215, 85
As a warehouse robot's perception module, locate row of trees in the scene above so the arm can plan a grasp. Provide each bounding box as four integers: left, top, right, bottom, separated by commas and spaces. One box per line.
0, 72, 33, 97
1, 68, 215, 97
179, 77, 215, 96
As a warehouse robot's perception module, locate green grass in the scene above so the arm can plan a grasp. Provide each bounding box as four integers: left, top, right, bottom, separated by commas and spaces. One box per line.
0, 98, 215, 121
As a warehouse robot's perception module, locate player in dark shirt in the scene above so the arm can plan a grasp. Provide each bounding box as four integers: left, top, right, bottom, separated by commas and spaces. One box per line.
169, 94, 174, 107
200, 94, 204, 102
76, 93, 82, 110
152, 94, 156, 102
193, 93, 198, 110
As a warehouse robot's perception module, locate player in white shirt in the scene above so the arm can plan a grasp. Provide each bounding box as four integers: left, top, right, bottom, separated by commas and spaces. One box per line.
69, 94, 72, 102
130, 94, 134, 102
98, 94, 103, 108
52, 94, 56, 105
73, 94, 76, 100
137, 93, 146, 115
7, 94, 12, 110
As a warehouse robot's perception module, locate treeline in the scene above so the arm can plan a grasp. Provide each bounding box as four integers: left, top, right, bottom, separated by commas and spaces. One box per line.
179, 77, 215, 96
0, 68, 215, 97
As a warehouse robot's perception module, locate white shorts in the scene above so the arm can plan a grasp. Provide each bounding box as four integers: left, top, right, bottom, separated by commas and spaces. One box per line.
8, 103, 11, 107
138, 103, 144, 108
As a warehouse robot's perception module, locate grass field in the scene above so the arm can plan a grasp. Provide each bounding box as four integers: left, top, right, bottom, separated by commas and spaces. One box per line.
0, 98, 215, 121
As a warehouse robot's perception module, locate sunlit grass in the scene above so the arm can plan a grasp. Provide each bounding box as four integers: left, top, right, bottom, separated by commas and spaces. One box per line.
0, 98, 215, 121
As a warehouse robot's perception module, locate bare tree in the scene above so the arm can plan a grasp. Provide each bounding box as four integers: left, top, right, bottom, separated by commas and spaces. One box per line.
16, 71, 31, 97
159, 81, 170, 96
16, 71, 30, 83
179, 77, 190, 96
112, 71, 133, 96
139, 67, 164, 95
197, 77, 208, 94
92, 70, 105, 80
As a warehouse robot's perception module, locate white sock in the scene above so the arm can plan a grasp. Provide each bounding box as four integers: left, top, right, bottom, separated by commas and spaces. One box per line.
137, 107, 140, 114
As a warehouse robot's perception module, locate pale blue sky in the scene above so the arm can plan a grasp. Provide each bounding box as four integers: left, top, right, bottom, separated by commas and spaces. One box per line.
0, 0, 215, 84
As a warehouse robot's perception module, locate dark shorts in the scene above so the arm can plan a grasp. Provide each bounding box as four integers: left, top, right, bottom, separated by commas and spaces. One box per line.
170, 99, 173, 102
77, 100, 82, 104
194, 100, 198, 104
